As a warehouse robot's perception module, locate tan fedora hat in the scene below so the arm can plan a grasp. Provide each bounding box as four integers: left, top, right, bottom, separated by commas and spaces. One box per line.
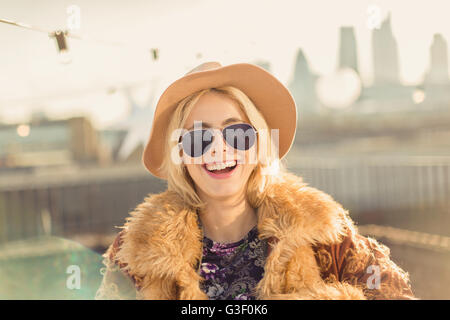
142, 61, 297, 179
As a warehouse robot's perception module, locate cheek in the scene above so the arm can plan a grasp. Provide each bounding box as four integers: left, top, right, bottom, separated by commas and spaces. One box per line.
185, 164, 202, 180
182, 153, 203, 165
241, 163, 257, 180
184, 164, 214, 190
235, 146, 258, 165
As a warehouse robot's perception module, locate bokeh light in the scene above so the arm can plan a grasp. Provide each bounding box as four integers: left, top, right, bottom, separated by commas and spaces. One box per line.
315, 68, 362, 109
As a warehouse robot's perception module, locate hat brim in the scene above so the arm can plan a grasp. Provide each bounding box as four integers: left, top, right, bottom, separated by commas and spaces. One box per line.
142, 63, 297, 179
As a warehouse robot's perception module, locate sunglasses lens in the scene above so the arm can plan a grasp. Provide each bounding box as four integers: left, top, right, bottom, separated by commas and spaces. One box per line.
223, 123, 257, 151
182, 129, 213, 157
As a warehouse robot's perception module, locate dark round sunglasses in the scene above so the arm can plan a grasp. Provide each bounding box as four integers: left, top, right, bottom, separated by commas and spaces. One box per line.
178, 123, 258, 158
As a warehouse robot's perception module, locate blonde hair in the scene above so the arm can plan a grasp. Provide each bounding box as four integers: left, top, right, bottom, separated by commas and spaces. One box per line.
160, 86, 285, 209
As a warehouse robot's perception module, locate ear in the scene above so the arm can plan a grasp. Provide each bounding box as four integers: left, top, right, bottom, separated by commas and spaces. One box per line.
178, 144, 184, 161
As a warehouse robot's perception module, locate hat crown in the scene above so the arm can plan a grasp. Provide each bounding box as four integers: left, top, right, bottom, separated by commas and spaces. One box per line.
185, 61, 222, 75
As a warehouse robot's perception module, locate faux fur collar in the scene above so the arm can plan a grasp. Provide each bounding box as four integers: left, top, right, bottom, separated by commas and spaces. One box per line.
115, 172, 356, 299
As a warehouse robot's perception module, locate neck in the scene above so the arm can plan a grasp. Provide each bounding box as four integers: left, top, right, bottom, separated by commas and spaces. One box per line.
198, 190, 257, 243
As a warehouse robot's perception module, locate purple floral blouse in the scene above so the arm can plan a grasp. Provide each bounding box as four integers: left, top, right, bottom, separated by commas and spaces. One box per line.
198, 225, 268, 300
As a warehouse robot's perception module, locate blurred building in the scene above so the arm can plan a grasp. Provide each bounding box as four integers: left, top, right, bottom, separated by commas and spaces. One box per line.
98, 128, 128, 162
339, 26, 359, 74
288, 14, 450, 119
421, 33, 450, 107
0, 115, 111, 172
426, 33, 450, 85
288, 49, 320, 115
372, 13, 400, 85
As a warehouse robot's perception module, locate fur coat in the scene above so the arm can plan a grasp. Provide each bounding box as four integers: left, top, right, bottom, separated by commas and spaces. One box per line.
96, 172, 416, 300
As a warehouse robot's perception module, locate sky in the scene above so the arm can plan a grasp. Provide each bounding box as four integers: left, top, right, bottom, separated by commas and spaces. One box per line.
0, 0, 449, 128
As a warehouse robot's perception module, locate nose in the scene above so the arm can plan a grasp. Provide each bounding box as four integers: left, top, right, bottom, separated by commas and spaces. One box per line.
209, 130, 227, 156
204, 129, 239, 164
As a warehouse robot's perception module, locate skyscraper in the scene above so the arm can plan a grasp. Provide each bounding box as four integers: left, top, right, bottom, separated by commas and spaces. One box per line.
372, 13, 400, 85
288, 49, 319, 115
426, 33, 449, 84
339, 26, 359, 74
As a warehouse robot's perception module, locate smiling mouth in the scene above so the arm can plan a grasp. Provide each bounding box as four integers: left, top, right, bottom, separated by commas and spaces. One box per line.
202, 160, 238, 178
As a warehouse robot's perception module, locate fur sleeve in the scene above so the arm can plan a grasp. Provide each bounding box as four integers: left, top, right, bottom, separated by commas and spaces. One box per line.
313, 229, 417, 300
95, 231, 141, 300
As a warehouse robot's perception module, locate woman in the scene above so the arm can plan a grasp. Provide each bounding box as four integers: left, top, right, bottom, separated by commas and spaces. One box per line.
96, 61, 415, 300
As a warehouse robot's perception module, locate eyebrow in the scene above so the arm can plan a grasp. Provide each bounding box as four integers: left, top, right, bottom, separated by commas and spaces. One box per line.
187, 117, 242, 130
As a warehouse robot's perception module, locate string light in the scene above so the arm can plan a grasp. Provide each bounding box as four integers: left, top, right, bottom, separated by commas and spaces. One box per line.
51, 30, 68, 52
49, 30, 71, 64
151, 48, 158, 61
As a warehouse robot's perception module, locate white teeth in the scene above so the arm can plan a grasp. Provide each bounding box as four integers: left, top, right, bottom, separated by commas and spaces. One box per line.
206, 160, 236, 171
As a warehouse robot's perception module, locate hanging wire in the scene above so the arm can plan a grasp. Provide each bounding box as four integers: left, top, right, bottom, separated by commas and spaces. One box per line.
0, 17, 159, 60
0, 17, 164, 105
0, 18, 49, 33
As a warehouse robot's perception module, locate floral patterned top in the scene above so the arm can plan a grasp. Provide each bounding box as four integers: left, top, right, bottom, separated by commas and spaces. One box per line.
198, 224, 268, 300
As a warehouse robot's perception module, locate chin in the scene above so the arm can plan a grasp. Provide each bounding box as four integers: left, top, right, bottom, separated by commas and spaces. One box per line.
202, 183, 245, 199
